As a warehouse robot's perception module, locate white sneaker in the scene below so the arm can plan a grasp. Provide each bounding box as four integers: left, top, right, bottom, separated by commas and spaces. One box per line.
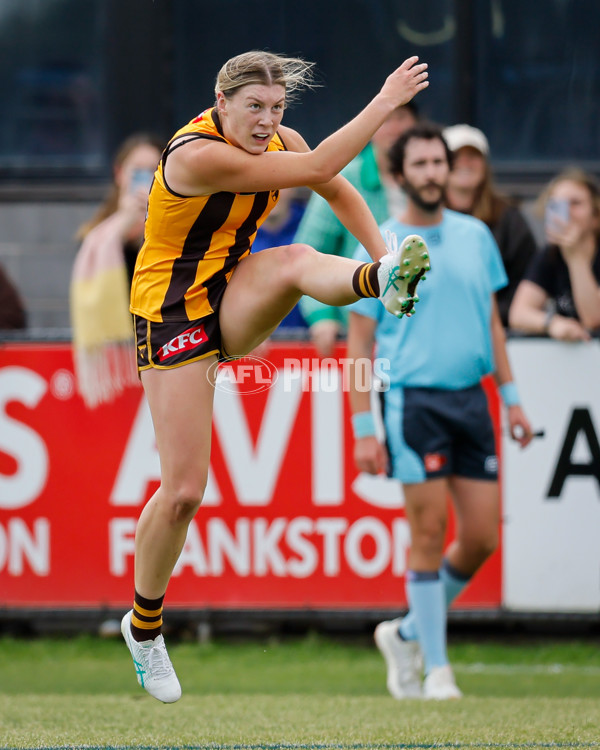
121, 610, 182, 703
378, 232, 430, 318
374, 619, 423, 699
423, 664, 463, 700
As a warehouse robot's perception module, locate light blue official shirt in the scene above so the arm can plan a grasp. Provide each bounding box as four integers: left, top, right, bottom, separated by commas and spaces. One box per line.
351, 209, 508, 389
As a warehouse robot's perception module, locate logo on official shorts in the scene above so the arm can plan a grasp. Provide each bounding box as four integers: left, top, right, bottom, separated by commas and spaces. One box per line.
157, 324, 208, 362
424, 452, 447, 473
484, 455, 498, 474
207, 356, 278, 395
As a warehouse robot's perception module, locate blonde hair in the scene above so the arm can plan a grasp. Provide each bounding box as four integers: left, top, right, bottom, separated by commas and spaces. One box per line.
215, 50, 317, 104
536, 167, 600, 225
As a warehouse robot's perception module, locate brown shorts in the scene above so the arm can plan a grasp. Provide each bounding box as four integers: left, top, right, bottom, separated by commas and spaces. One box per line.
134, 314, 222, 371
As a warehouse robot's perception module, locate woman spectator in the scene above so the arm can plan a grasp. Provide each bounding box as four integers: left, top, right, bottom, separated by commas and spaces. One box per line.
509, 168, 600, 340
443, 124, 538, 327
70, 133, 163, 406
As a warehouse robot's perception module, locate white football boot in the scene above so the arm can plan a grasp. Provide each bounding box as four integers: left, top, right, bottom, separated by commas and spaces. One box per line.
121, 609, 182, 703
378, 232, 430, 318
423, 664, 463, 700
374, 619, 423, 699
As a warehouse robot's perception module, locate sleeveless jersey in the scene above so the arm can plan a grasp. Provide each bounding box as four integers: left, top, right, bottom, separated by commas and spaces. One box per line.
130, 108, 287, 322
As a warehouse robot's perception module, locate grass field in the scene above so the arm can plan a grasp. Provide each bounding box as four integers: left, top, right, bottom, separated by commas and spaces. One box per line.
1, 632, 600, 750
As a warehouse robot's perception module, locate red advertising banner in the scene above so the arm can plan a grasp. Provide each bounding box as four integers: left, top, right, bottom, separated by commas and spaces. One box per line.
0, 342, 501, 610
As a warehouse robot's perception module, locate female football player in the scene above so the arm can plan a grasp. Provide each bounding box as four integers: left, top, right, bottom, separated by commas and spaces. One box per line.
121, 50, 429, 702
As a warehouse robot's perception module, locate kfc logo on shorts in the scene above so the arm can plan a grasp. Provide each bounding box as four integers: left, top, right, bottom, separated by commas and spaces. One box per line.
424, 453, 447, 473
158, 325, 208, 361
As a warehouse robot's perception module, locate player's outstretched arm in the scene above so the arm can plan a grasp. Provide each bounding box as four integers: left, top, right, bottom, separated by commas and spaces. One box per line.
377, 55, 430, 108
177, 57, 428, 195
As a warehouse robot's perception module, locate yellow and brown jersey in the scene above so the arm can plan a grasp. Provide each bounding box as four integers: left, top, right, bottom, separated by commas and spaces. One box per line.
130, 108, 287, 322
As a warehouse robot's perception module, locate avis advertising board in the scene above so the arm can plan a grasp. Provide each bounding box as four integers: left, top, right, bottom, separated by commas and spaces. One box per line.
8, 336, 599, 615
0, 341, 502, 612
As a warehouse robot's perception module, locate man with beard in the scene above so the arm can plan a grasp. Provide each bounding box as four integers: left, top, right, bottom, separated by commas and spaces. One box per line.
346, 123, 533, 700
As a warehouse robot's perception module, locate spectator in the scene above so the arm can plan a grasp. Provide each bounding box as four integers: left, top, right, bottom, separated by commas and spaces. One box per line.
509, 168, 600, 340
0, 264, 27, 330
443, 124, 538, 327
251, 187, 308, 330
294, 103, 419, 355
70, 133, 163, 407
347, 124, 532, 700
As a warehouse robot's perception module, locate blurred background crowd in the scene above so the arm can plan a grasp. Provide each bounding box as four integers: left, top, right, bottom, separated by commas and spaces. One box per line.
0, 0, 598, 343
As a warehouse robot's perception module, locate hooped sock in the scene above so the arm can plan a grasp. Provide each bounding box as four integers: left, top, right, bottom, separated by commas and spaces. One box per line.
352, 262, 381, 298
130, 590, 164, 642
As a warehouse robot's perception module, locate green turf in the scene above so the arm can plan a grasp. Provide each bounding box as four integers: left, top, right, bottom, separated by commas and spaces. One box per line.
1, 634, 599, 749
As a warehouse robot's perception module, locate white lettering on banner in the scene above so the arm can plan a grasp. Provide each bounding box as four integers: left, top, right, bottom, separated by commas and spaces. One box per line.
173, 521, 207, 575
212, 377, 303, 506
111, 397, 158, 505
0, 367, 48, 509
207, 518, 251, 575
253, 518, 287, 575
345, 517, 391, 578
392, 519, 411, 576
0, 518, 49, 575
110, 365, 403, 511
315, 518, 347, 575
286, 516, 319, 577
312, 371, 343, 505
110, 397, 221, 506
110, 516, 411, 578
108, 518, 137, 575
351, 473, 405, 509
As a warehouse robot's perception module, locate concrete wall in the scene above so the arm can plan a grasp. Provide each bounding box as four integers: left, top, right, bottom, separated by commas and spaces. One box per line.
0, 199, 97, 331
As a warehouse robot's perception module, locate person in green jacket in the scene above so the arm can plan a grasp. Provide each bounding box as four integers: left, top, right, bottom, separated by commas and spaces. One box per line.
294, 102, 419, 355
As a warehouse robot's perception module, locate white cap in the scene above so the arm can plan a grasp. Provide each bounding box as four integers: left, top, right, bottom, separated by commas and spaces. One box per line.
443, 124, 489, 156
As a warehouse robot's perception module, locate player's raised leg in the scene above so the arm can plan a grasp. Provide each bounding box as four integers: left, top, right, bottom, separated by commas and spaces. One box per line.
219, 235, 429, 356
